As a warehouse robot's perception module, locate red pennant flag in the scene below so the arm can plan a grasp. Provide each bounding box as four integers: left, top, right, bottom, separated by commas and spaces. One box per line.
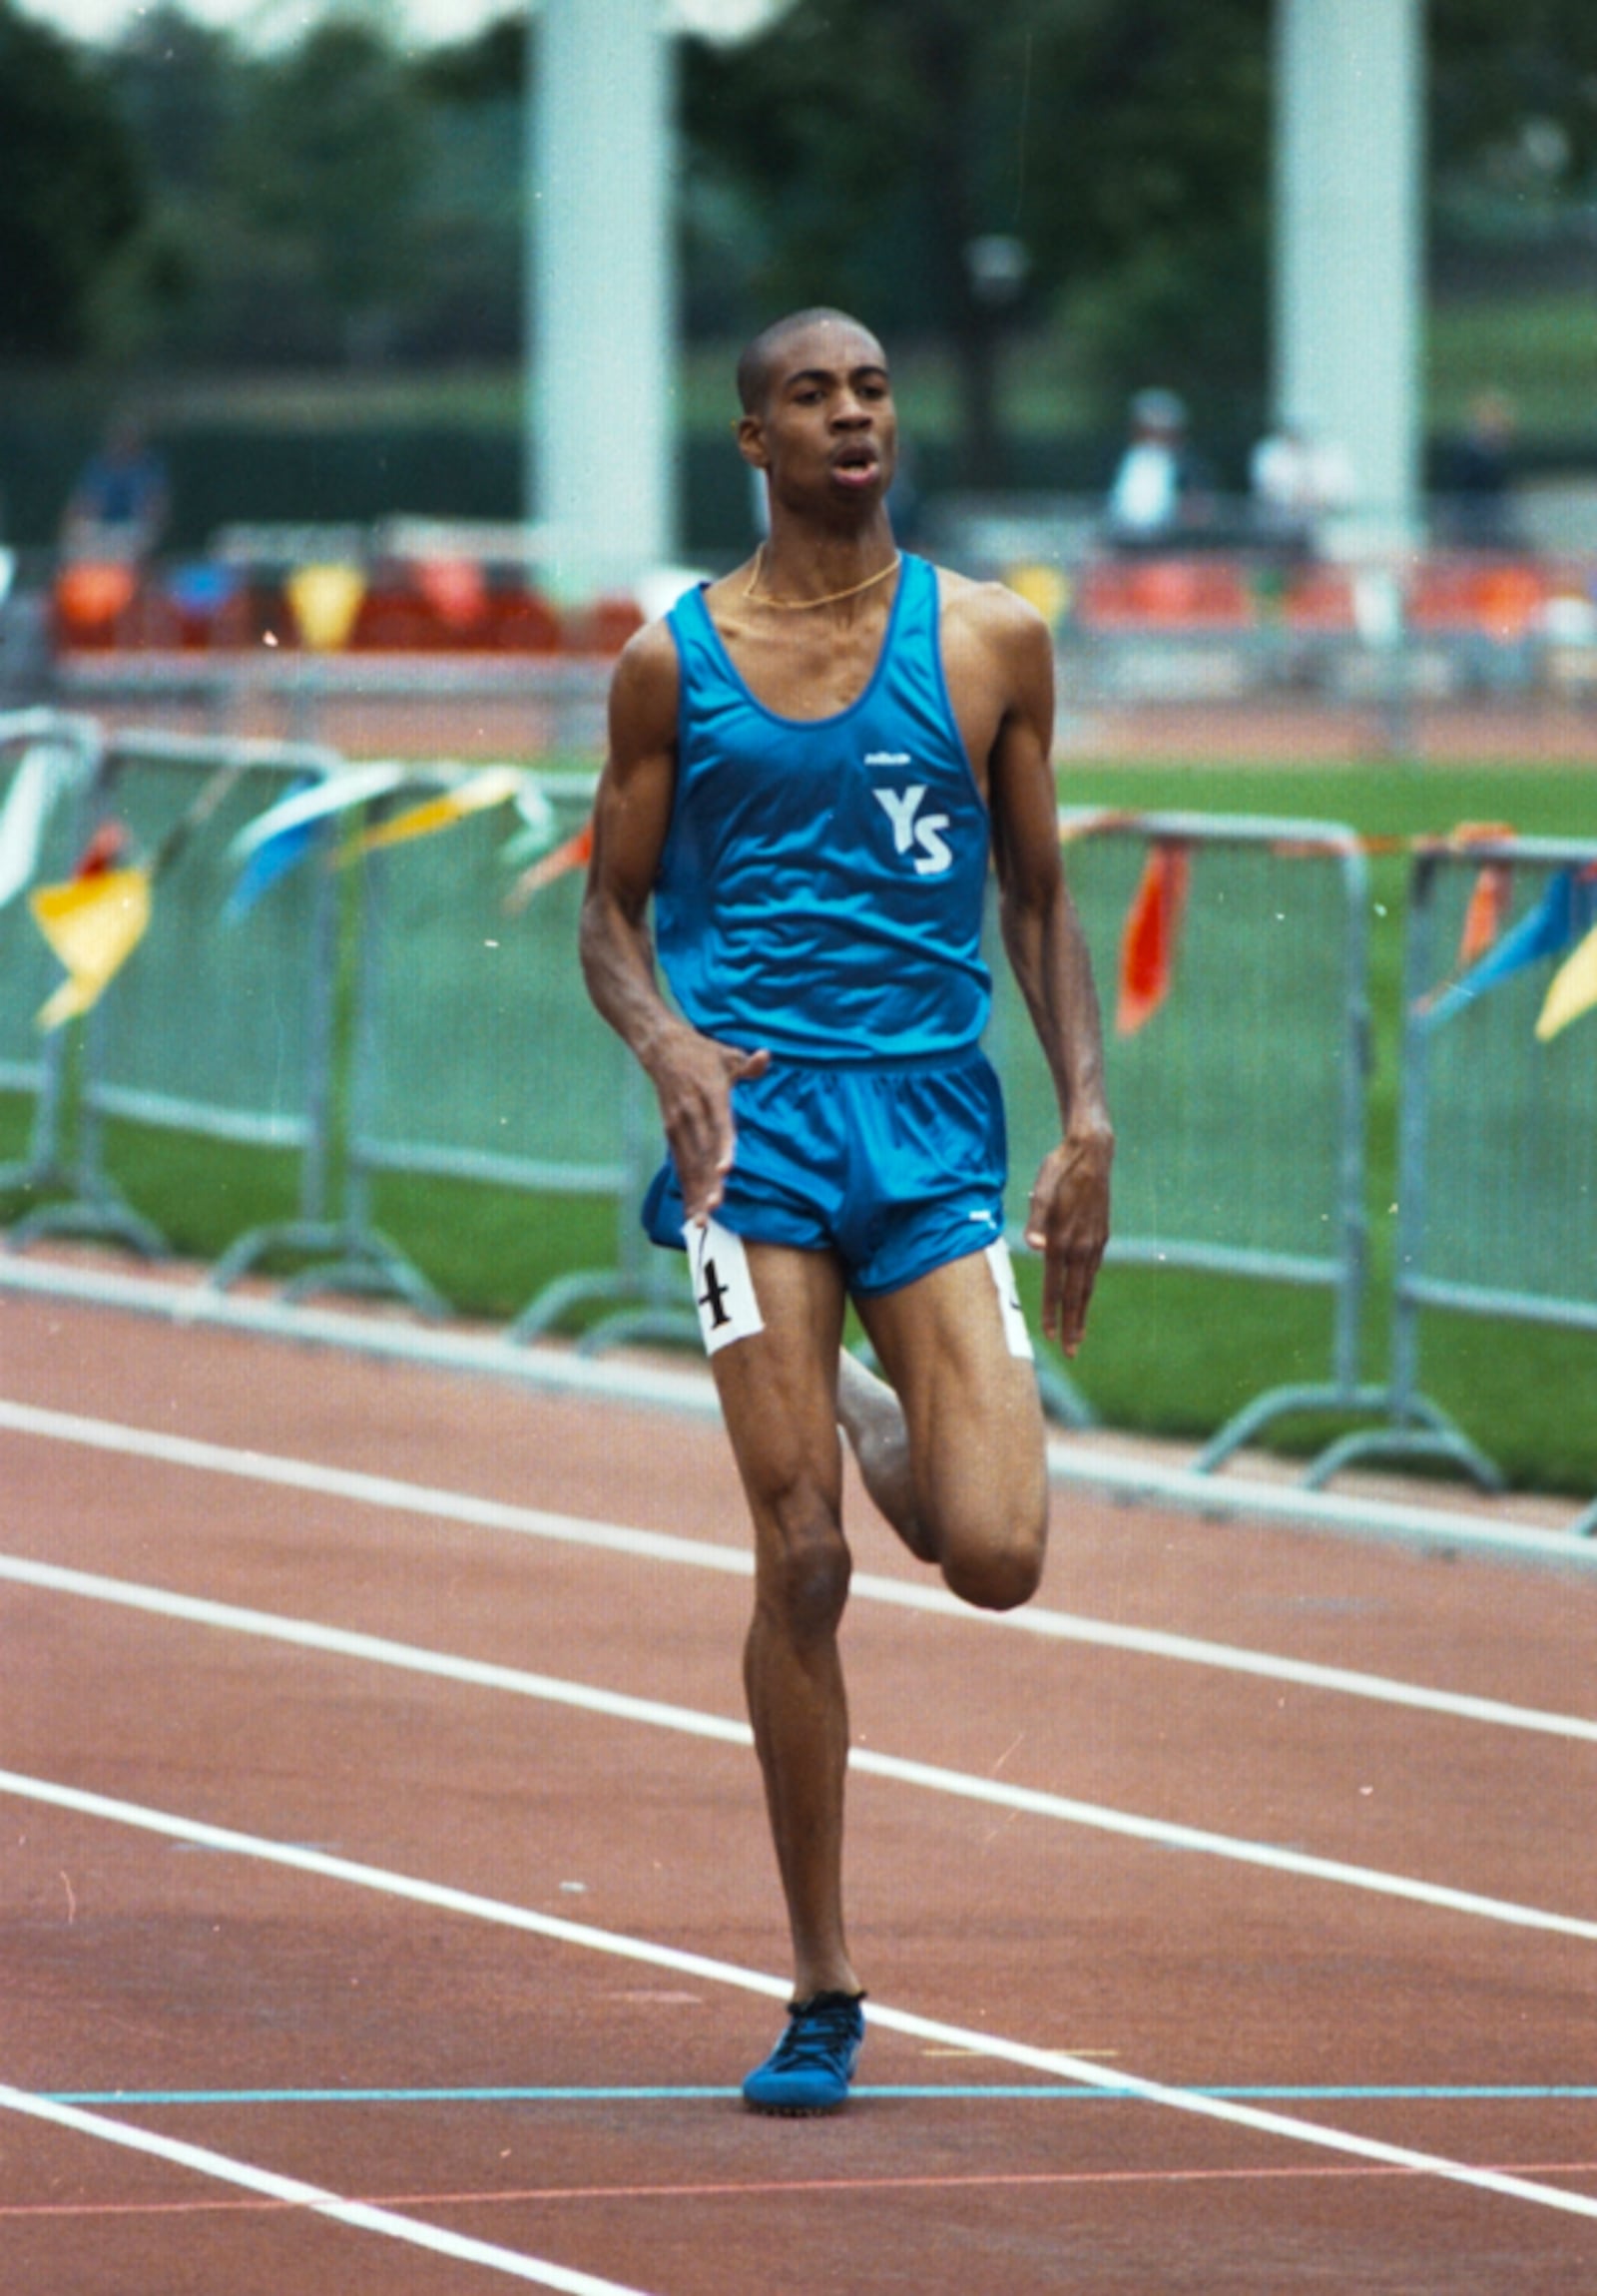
1116, 842, 1190, 1036
73, 821, 128, 879
503, 820, 593, 914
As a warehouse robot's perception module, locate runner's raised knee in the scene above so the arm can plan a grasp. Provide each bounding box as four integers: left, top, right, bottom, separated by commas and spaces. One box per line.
938, 1514, 1044, 1612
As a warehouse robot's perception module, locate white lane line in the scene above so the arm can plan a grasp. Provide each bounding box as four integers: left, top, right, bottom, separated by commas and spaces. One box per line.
0, 2083, 658, 2294
5, 1251, 1595, 1565
4, 1398, 1595, 1746
4, 1551, 1595, 1943
3, 1767, 1595, 2226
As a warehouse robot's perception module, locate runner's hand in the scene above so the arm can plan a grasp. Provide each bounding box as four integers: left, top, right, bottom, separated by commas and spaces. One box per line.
649, 1027, 771, 1224
1024, 1130, 1113, 1356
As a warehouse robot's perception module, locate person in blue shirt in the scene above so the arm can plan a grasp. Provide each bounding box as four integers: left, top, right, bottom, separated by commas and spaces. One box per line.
581, 308, 1113, 2114
61, 418, 171, 563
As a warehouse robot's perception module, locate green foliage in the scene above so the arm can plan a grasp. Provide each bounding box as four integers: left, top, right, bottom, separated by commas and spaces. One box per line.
226, 21, 428, 355
0, 0, 146, 357
1431, 0, 1597, 181
684, 0, 1276, 462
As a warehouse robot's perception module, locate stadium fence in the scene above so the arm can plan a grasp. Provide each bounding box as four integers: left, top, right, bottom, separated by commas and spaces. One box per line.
3, 715, 1594, 1507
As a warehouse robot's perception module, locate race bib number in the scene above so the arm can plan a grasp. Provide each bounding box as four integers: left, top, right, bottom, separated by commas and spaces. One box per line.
685, 1218, 765, 1356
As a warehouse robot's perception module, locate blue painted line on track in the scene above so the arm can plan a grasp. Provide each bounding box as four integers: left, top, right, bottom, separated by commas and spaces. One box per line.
43, 2084, 1597, 2108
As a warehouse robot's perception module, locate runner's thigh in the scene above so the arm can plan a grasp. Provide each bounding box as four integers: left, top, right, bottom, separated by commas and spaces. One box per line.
855, 1245, 1047, 1563
704, 1237, 851, 1537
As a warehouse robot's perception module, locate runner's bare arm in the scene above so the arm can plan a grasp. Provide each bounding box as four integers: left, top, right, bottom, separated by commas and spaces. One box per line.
983, 597, 1114, 1354
579, 622, 769, 1222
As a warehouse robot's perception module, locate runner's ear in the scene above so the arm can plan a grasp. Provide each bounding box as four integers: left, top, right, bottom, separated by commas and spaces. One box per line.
736, 414, 771, 472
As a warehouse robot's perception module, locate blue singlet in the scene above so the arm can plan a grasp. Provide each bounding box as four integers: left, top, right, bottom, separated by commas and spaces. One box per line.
656, 553, 991, 1063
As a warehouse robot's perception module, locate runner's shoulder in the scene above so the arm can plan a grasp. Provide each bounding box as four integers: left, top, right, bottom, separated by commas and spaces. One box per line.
933, 564, 1051, 667
608, 613, 680, 754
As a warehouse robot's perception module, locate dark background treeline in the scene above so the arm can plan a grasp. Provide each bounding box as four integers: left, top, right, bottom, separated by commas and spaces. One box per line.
3, 0, 1595, 553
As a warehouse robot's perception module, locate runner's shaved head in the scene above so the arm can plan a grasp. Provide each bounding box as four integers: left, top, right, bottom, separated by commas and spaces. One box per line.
737, 308, 885, 414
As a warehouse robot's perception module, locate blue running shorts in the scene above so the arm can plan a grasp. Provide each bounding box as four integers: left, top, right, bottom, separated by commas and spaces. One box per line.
642, 1049, 1009, 1298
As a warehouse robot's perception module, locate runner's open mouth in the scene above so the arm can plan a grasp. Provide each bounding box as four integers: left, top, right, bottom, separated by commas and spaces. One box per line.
831, 447, 878, 480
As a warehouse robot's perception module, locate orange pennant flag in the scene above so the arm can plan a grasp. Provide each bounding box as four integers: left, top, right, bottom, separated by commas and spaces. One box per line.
1449, 824, 1516, 972
1116, 842, 1190, 1036
1457, 861, 1513, 970
503, 821, 593, 914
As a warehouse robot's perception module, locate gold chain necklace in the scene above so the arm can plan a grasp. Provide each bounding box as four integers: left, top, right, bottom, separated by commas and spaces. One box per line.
743, 545, 901, 612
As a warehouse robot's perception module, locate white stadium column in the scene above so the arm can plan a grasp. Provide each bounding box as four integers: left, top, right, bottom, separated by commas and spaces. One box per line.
529, 0, 676, 599
1274, 0, 1425, 550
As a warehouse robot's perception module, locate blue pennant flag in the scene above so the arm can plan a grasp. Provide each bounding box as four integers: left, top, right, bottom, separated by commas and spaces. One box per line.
1421, 867, 1597, 1028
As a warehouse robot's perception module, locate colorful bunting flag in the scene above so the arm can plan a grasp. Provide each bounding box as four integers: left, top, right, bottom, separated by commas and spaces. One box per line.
223, 777, 323, 919
226, 820, 323, 918
1456, 859, 1514, 970
27, 762, 242, 1029
353, 767, 524, 858
1444, 824, 1517, 975
1115, 842, 1190, 1036
1420, 865, 1597, 1029
0, 742, 85, 910
504, 820, 593, 913
228, 764, 407, 869
498, 782, 559, 871
1535, 919, 1597, 1041
29, 866, 152, 1029
72, 820, 129, 877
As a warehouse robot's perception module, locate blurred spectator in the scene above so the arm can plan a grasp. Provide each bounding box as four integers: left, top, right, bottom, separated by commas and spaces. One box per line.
1104, 388, 1214, 552
1438, 392, 1520, 553
1249, 418, 1354, 560
61, 418, 171, 563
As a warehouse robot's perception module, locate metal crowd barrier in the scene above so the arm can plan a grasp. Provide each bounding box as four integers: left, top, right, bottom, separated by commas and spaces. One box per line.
52, 651, 614, 761
0, 711, 103, 1205
349, 768, 688, 1344
4, 726, 359, 1269
995, 810, 1382, 1464
1331, 833, 1597, 1523
8, 719, 1597, 1505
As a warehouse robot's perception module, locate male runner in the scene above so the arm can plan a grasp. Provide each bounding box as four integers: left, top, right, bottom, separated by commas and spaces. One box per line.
580, 308, 1113, 2114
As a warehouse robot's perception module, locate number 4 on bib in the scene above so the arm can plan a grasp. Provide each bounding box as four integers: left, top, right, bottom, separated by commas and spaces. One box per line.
685, 1218, 766, 1355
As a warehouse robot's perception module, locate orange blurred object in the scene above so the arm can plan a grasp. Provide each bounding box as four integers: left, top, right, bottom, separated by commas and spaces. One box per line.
1078, 558, 1255, 630
53, 562, 139, 648
414, 557, 489, 635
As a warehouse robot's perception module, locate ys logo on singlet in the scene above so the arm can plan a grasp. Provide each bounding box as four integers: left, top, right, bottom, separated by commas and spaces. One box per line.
867, 755, 952, 876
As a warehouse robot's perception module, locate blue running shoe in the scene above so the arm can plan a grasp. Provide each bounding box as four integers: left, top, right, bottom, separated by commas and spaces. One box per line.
742, 1991, 865, 2116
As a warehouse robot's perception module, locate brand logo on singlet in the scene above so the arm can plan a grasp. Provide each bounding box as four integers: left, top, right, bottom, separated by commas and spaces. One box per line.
872, 782, 952, 876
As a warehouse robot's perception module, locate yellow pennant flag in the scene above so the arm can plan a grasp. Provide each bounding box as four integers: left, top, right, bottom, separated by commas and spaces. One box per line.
353, 767, 524, 858
1535, 918, 1597, 1042
29, 866, 152, 1030
285, 562, 367, 652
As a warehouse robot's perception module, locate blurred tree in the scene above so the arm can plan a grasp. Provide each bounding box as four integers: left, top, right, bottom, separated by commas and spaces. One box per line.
684, 0, 1274, 482
225, 16, 428, 362
415, 6, 524, 103
115, 2, 239, 193
407, 11, 526, 360
0, 0, 146, 357
16, 0, 1589, 460
89, 7, 241, 360
1431, 0, 1597, 179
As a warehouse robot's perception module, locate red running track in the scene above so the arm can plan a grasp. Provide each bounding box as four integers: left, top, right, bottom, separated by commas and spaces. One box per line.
2, 1288, 1596, 2293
